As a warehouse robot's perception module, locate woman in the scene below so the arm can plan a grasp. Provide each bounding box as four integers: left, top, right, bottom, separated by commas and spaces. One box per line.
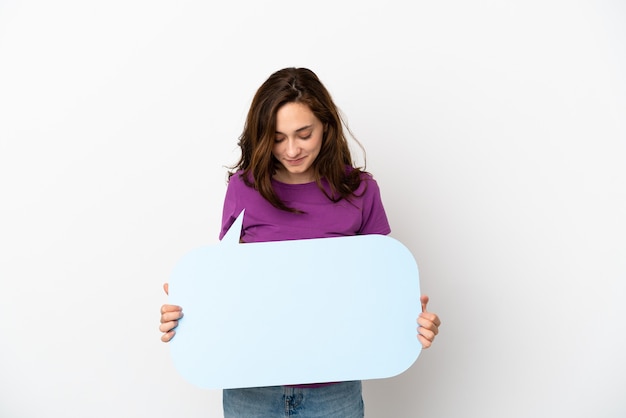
159, 67, 441, 417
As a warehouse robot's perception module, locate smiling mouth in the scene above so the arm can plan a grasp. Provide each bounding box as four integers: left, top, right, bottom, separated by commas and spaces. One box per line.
285, 157, 306, 165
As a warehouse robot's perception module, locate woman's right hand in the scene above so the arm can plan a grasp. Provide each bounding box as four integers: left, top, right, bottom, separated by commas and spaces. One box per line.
159, 283, 183, 343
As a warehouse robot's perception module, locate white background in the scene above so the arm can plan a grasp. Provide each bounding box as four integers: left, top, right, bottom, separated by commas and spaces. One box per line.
1, 1, 625, 417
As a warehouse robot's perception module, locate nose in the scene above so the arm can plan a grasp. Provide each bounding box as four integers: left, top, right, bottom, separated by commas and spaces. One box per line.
285, 138, 300, 158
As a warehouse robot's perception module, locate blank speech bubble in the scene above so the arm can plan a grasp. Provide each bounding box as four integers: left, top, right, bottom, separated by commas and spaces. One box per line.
168, 210, 421, 389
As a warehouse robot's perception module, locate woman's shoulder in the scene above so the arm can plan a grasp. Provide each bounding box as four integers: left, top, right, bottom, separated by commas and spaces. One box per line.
341, 165, 373, 183
227, 169, 254, 188
224, 170, 260, 204
358, 170, 375, 182
346, 166, 379, 192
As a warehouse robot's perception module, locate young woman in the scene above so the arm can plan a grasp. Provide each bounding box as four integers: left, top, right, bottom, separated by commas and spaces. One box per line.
159, 67, 441, 417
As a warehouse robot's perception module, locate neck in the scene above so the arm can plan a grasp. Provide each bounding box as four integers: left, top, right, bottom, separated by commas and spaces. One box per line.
273, 169, 314, 184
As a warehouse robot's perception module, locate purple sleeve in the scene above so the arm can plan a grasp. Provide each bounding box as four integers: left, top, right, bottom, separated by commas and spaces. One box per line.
219, 175, 242, 240
358, 175, 391, 235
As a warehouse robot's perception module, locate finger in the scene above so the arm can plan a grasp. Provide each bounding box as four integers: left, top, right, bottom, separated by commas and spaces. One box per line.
159, 320, 178, 333
160, 304, 182, 315
417, 333, 434, 349
163, 283, 169, 296
160, 311, 184, 323
417, 326, 436, 342
418, 312, 441, 328
420, 294, 430, 312
417, 316, 440, 335
161, 330, 176, 342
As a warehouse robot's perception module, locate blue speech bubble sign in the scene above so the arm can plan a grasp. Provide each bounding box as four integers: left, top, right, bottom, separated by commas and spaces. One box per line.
168, 210, 421, 389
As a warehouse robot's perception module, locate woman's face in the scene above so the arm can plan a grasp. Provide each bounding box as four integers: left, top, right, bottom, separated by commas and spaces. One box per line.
272, 102, 324, 184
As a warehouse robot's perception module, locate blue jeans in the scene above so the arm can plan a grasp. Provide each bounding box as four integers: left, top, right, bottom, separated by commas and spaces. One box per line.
223, 381, 364, 417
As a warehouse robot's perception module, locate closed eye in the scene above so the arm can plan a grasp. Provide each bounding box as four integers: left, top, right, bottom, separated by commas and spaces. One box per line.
275, 132, 312, 142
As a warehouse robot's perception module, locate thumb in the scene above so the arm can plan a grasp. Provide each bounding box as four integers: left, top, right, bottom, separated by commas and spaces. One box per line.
420, 294, 430, 312
163, 283, 169, 296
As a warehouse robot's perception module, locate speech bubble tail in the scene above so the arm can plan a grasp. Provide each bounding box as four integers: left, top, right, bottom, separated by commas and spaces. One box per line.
222, 209, 245, 244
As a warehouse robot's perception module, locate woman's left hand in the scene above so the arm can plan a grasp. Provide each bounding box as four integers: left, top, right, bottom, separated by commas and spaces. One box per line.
417, 295, 441, 349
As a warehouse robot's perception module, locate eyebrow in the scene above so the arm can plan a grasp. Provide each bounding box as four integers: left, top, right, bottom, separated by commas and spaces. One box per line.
275, 125, 313, 135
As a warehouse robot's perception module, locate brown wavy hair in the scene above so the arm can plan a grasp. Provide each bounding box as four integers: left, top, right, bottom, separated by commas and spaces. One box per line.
229, 67, 366, 212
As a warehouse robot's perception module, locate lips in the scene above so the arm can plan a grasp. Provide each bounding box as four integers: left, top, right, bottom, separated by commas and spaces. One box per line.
285, 157, 306, 165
